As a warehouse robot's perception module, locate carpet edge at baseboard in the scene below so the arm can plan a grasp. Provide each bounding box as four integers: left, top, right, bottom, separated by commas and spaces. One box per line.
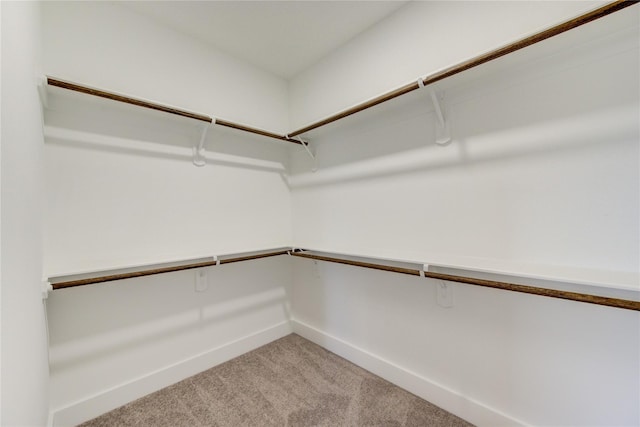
291, 318, 527, 427
52, 321, 293, 427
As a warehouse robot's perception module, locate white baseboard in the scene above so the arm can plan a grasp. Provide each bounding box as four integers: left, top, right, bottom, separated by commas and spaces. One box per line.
52, 321, 292, 427
292, 319, 526, 427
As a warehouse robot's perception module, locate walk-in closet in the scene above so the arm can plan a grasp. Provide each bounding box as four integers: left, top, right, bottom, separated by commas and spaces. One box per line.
2, 1, 638, 426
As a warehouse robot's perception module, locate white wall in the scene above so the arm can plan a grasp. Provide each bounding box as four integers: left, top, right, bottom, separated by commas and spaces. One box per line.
289, 5, 639, 426
0, 2, 50, 425
42, 2, 294, 424
42, 0, 294, 285
40, 1, 639, 426
48, 256, 292, 426
288, 1, 605, 130
42, 1, 289, 133
291, 6, 639, 290
292, 260, 639, 426
45, 120, 293, 424
43, 102, 292, 275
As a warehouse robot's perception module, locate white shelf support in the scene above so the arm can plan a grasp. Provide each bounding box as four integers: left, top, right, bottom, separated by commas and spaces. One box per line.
38, 76, 49, 109
417, 77, 451, 146
419, 263, 429, 278
41, 280, 53, 300
429, 89, 451, 146
291, 136, 317, 172
193, 119, 215, 167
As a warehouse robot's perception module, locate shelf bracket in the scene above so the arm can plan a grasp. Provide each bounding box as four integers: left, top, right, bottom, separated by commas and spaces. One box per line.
41, 280, 53, 300
290, 135, 317, 172
38, 76, 49, 109
193, 119, 215, 167
418, 78, 451, 146
419, 263, 429, 278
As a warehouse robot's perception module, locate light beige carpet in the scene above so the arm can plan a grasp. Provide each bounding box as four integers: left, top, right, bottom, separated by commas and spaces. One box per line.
80, 334, 473, 426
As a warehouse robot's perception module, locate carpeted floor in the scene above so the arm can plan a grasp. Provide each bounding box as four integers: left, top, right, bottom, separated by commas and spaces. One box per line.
80, 334, 473, 426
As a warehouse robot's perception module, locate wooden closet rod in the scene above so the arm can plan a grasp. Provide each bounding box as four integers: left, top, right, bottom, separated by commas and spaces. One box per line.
288, 0, 637, 137
290, 251, 640, 312
46, 77, 302, 146
50, 249, 290, 290
49, 246, 639, 310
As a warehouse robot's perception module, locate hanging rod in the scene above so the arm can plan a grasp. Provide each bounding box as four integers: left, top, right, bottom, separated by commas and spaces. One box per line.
290, 250, 640, 312
288, 0, 636, 137
46, 77, 302, 146
47, 246, 639, 310
48, 248, 290, 290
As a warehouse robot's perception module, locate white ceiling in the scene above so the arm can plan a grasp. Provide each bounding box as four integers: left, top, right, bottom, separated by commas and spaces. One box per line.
121, 1, 408, 79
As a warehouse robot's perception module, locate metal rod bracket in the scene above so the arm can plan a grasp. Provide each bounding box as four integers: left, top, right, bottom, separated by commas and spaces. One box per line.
418, 77, 451, 146
193, 119, 215, 167
294, 136, 317, 172
38, 76, 49, 110
420, 263, 430, 278
429, 90, 451, 146
42, 280, 53, 299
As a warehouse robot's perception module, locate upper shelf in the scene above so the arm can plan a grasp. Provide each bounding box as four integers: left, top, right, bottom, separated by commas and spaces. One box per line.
295, 1, 638, 141
289, 1, 637, 138
42, 1, 637, 150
